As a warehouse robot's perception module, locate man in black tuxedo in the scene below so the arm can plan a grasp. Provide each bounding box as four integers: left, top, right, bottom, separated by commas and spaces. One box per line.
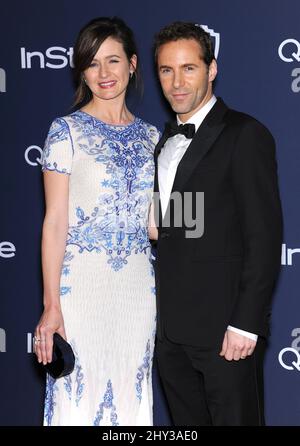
152, 22, 283, 426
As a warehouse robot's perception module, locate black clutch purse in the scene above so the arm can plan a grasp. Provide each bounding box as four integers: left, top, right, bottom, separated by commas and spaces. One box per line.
44, 333, 75, 379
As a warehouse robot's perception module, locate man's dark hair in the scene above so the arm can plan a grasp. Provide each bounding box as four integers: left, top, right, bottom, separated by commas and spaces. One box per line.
154, 21, 215, 67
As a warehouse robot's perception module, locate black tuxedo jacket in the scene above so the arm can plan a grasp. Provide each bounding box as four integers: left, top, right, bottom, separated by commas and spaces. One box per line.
154, 98, 283, 348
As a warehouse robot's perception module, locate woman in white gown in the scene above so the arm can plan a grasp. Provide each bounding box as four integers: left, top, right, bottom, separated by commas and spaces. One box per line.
34, 17, 160, 426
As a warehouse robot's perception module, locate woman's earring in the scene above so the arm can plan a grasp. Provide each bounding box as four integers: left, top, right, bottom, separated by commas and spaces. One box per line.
130, 72, 134, 79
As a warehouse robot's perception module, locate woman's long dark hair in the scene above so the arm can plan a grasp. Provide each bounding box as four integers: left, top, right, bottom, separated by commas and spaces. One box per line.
73, 17, 142, 109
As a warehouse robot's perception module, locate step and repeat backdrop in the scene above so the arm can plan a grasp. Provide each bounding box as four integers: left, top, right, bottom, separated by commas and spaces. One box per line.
0, 0, 299, 426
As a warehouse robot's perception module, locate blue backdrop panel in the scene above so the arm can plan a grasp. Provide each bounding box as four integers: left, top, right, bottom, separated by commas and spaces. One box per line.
1, 0, 299, 426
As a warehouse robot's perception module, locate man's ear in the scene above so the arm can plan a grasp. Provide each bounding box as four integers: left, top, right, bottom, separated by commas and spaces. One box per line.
208, 59, 217, 82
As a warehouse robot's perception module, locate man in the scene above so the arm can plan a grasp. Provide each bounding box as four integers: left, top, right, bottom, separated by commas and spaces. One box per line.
153, 22, 283, 426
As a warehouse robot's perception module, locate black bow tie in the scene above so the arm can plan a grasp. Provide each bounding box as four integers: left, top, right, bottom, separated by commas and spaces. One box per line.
164, 122, 196, 139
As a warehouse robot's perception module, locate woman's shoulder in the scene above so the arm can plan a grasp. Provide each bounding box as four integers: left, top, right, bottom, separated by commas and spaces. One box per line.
52, 109, 88, 124
47, 113, 76, 131
46, 111, 86, 139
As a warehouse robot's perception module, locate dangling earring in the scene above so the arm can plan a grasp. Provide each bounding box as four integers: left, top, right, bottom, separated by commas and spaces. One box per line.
130, 72, 134, 79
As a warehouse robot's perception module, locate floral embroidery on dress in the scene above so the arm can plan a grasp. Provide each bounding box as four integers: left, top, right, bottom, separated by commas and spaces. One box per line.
94, 380, 119, 426
59, 251, 73, 296
64, 112, 157, 271
60, 286, 71, 296
72, 343, 84, 406
64, 375, 72, 401
135, 339, 151, 402
41, 118, 73, 174
61, 251, 74, 276
61, 342, 84, 404
44, 374, 58, 426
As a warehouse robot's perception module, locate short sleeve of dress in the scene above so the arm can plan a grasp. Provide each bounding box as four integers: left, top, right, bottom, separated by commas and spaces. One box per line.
152, 127, 162, 146
144, 123, 161, 152
41, 117, 73, 175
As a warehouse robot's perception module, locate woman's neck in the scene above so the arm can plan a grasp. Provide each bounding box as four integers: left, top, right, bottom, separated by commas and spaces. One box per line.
81, 97, 134, 125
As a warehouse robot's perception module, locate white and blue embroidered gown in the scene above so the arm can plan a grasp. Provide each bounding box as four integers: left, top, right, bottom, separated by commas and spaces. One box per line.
41, 110, 159, 426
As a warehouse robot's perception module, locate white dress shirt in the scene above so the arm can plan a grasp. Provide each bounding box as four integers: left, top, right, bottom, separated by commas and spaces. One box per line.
158, 95, 257, 342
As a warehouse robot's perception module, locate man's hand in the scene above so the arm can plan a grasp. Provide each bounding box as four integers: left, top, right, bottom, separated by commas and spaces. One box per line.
219, 330, 257, 361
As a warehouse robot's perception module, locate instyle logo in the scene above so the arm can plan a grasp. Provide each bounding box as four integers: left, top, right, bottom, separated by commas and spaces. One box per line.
25, 145, 43, 166
0, 332, 36, 353
198, 24, 220, 59
0, 68, 6, 92
278, 39, 300, 63
0, 241, 16, 258
0, 329, 6, 352
28, 333, 34, 354
278, 39, 300, 92
281, 243, 300, 266
278, 328, 300, 371
278, 348, 300, 371
21, 46, 74, 69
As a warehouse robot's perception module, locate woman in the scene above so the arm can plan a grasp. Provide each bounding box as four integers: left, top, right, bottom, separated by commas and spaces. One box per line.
34, 17, 160, 426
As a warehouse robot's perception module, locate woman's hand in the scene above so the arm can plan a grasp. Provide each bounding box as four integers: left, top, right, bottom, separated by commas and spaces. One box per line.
34, 306, 66, 365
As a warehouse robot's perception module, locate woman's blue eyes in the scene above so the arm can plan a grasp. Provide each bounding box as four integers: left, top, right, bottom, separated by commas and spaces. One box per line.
89, 60, 119, 67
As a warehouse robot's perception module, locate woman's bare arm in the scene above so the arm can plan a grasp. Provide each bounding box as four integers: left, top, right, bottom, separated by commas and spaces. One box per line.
35, 171, 69, 365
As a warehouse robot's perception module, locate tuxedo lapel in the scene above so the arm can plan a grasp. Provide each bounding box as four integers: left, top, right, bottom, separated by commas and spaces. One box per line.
154, 124, 170, 191
154, 129, 170, 164
154, 130, 169, 225
154, 137, 164, 194
171, 98, 228, 193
